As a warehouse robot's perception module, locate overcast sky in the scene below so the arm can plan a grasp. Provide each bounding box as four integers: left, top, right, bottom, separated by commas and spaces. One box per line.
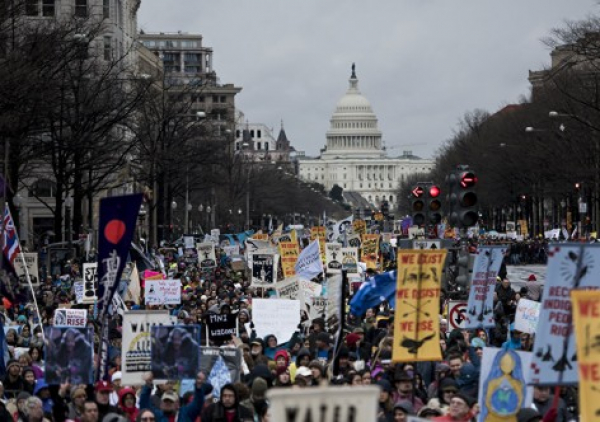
138, 0, 598, 159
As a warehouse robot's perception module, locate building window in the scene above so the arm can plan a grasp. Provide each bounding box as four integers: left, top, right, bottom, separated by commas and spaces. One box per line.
264, 142, 269, 150
220, 96, 226, 103
75, 0, 88, 17
103, 36, 112, 60
257, 142, 261, 150
236, 130, 240, 138
257, 130, 261, 138
25, 0, 39, 15
103, 0, 110, 19
30, 179, 57, 198
117, 0, 123, 26
250, 130, 254, 137
389, 195, 394, 202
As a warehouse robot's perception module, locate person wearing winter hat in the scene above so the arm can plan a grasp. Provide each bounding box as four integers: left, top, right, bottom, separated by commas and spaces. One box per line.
33, 379, 54, 415
67, 386, 87, 420
273, 349, 290, 371
376, 379, 395, 422
394, 400, 414, 421
432, 393, 474, 422
393, 371, 424, 413
201, 383, 253, 422
3, 359, 25, 399
94, 381, 121, 422
15, 391, 31, 422
308, 360, 325, 385
109, 371, 123, 406
117, 387, 139, 422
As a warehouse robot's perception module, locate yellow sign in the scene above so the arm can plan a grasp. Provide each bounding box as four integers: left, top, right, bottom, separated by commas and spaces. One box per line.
374, 212, 384, 221
393, 249, 446, 362
278, 241, 299, 278
352, 220, 366, 236
310, 226, 327, 264
571, 290, 600, 422
518, 220, 528, 237
252, 233, 269, 241
361, 234, 380, 270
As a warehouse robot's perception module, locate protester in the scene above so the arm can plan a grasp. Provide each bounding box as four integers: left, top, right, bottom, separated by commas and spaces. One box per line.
201, 384, 253, 422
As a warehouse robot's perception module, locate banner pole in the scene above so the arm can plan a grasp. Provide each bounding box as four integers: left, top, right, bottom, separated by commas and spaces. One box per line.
19, 253, 44, 341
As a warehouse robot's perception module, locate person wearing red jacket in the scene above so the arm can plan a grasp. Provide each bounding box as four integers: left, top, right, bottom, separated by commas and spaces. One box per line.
432, 394, 473, 422
118, 387, 139, 422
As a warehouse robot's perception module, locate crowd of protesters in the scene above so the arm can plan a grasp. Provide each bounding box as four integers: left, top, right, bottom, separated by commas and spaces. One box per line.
0, 234, 579, 422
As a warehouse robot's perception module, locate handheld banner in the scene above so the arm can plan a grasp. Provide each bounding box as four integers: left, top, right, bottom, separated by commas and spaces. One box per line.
53, 309, 87, 327
145, 279, 181, 305
530, 244, 600, 385
361, 234, 380, 270
325, 242, 343, 274
207, 313, 237, 345
463, 246, 506, 329
347, 234, 362, 249
279, 241, 299, 278
352, 220, 366, 236
121, 310, 172, 385
276, 277, 302, 300
310, 226, 327, 264
200, 347, 242, 400
74, 281, 84, 304
82, 262, 98, 305
571, 290, 600, 422
393, 249, 446, 362
295, 240, 322, 280
44, 326, 94, 385
151, 325, 201, 380
251, 251, 279, 286
514, 299, 541, 335
252, 298, 300, 345
341, 247, 359, 273
197, 242, 217, 269
15, 253, 39, 286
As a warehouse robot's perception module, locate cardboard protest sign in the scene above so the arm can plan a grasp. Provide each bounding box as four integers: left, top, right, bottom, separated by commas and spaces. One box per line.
251, 251, 279, 286
252, 298, 300, 344
478, 347, 533, 422
570, 290, 600, 422
197, 242, 217, 269
361, 234, 380, 270
222, 245, 240, 257
352, 220, 366, 236
200, 347, 242, 400
53, 309, 87, 327
341, 247, 359, 273
207, 313, 237, 345
14, 253, 39, 286
463, 246, 506, 329
393, 250, 446, 362
325, 243, 343, 274
74, 281, 84, 304
44, 326, 94, 385
276, 277, 302, 300
184, 236, 195, 249
82, 262, 98, 305
279, 241, 299, 278
151, 325, 201, 380
530, 244, 600, 385
514, 299, 541, 334
347, 234, 362, 249
145, 279, 181, 305
267, 385, 379, 422
252, 233, 269, 240
310, 226, 327, 264
121, 310, 172, 385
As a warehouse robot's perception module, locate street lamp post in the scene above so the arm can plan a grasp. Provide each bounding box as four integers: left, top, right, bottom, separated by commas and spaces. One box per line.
65, 195, 73, 248
185, 202, 192, 234
171, 200, 177, 240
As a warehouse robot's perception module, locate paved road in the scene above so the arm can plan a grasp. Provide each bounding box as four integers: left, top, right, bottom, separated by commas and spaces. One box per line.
506, 264, 546, 292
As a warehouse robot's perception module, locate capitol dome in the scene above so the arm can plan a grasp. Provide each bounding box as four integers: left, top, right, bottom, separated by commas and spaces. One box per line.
322, 64, 384, 159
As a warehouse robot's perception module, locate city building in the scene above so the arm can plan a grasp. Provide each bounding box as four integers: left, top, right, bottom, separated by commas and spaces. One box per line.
233, 111, 296, 163
297, 65, 435, 212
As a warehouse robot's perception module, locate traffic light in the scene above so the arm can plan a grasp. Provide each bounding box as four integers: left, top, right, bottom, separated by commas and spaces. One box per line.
381, 200, 390, 217
411, 185, 426, 226
456, 170, 478, 227
428, 185, 442, 224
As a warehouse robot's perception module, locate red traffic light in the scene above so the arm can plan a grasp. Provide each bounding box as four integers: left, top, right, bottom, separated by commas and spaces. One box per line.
412, 186, 424, 198
429, 185, 441, 198
460, 172, 478, 188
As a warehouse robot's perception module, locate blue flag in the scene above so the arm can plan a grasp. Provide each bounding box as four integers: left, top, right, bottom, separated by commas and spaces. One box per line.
349, 270, 397, 316
0, 317, 7, 379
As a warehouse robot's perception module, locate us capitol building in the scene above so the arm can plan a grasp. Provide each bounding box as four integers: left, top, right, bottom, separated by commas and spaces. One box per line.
297, 65, 435, 212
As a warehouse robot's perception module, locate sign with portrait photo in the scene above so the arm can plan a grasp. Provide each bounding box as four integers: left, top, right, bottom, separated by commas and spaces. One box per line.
151, 325, 201, 380
44, 326, 94, 385
251, 251, 279, 286
14, 253, 39, 286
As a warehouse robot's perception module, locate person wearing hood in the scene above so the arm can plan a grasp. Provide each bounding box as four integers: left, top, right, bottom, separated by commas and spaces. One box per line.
502, 324, 522, 350
288, 347, 311, 381
427, 377, 459, 414
201, 383, 254, 422
33, 380, 54, 415
118, 387, 139, 422
273, 349, 290, 372
22, 366, 36, 395
3, 359, 25, 399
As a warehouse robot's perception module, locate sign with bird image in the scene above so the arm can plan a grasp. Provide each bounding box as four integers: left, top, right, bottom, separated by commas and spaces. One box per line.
393, 249, 447, 362
530, 244, 600, 386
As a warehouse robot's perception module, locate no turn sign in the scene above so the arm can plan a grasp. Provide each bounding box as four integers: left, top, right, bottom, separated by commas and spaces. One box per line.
448, 301, 468, 329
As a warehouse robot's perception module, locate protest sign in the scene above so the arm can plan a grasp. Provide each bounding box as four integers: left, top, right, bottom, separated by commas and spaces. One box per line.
184, 236, 195, 249
514, 299, 541, 334
361, 234, 380, 270
478, 347, 532, 422
197, 242, 217, 269
222, 245, 240, 257
207, 313, 237, 345
571, 290, 600, 422
276, 277, 302, 300
530, 244, 600, 385
44, 326, 94, 385
14, 253, 39, 286
121, 310, 172, 385
251, 251, 279, 286
325, 243, 343, 274
279, 241, 299, 278
210, 229, 220, 243
252, 298, 300, 344
310, 226, 327, 263
53, 309, 87, 327
393, 250, 446, 362
200, 347, 242, 400
326, 274, 343, 343
74, 281, 84, 304
82, 262, 98, 305
151, 325, 201, 380
267, 385, 379, 422
463, 246, 506, 329
352, 220, 366, 236
145, 279, 181, 305
340, 247, 359, 273
347, 234, 362, 249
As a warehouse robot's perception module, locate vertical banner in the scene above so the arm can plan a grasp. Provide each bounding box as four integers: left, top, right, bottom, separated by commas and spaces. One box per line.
310, 226, 327, 264
530, 244, 600, 385
463, 246, 507, 329
82, 263, 98, 305
571, 290, 600, 422
44, 327, 94, 385
341, 247, 359, 273
200, 348, 242, 400
279, 241, 299, 278
393, 249, 447, 362
361, 234, 380, 270
197, 242, 217, 269
251, 251, 279, 286
151, 325, 201, 380
15, 253, 39, 286
325, 242, 342, 274
121, 311, 171, 385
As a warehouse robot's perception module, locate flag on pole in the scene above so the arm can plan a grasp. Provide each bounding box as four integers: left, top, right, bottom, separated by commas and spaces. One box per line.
349, 270, 397, 316
2, 204, 21, 268
295, 240, 323, 279
124, 263, 141, 304
0, 317, 8, 379
268, 216, 273, 234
